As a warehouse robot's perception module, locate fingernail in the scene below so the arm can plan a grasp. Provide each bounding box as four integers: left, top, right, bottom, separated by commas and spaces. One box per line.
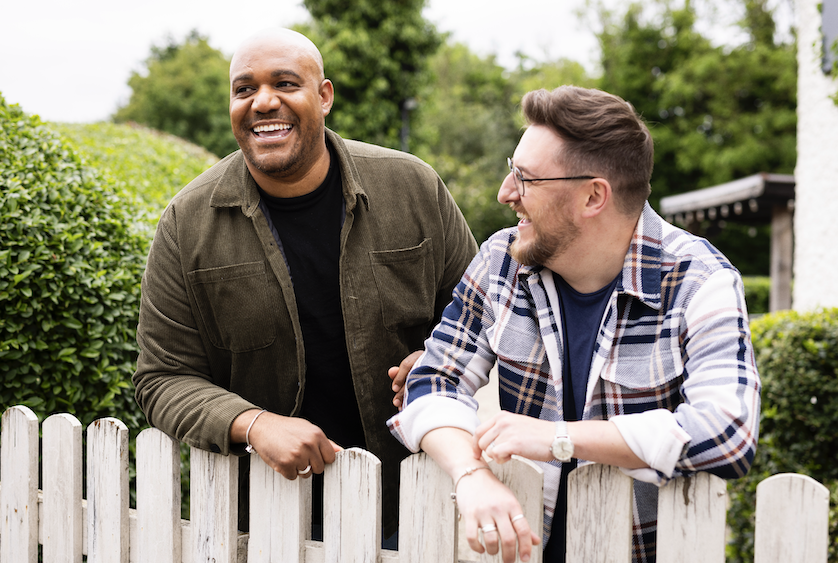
522, 555, 530, 562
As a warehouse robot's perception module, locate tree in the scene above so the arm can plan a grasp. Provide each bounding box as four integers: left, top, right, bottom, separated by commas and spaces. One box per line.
297, 0, 442, 149
594, 0, 796, 274
114, 31, 238, 158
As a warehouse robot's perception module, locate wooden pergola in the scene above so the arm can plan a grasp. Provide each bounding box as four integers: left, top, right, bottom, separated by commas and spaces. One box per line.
659, 173, 795, 312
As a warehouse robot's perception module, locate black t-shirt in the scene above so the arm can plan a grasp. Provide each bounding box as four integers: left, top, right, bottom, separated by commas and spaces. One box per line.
257, 145, 366, 451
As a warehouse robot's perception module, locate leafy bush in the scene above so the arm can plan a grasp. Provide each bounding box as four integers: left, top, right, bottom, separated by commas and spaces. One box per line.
742, 275, 771, 315
727, 308, 838, 562
0, 94, 147, 430
53, 121, 218, 215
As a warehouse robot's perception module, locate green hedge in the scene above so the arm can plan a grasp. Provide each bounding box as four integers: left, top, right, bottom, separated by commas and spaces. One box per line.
53, 121, 218, 217
0, 94, 147, 429
727, 308, 838, 561
742, 275, 771, 315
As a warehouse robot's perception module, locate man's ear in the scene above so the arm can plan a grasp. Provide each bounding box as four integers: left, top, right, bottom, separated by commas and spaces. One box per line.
581, 178, 612, 218
320, 79, 335, 117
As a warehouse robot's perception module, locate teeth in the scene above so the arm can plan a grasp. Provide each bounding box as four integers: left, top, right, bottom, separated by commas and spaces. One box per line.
253, 123, 292, 133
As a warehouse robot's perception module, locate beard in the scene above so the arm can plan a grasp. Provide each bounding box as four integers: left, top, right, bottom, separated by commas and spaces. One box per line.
235, 112, 324, 180
510, 202, 579, 267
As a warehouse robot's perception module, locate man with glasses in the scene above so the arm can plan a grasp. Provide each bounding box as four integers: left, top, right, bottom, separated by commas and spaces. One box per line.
387, 86, 760, 563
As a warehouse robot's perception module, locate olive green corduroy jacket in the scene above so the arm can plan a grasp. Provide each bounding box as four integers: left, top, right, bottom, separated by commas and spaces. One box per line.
133, 129, 478, 534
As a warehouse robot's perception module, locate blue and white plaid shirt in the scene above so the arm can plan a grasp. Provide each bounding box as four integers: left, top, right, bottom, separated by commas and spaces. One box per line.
388, 203, 760, 562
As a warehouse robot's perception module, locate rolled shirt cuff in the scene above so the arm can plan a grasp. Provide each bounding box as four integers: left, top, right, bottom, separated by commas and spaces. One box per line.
387, 394, 482, 452
610, 408, 691, 483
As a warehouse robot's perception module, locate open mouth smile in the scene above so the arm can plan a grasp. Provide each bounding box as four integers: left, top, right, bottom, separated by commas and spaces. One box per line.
252, 123, 292, 139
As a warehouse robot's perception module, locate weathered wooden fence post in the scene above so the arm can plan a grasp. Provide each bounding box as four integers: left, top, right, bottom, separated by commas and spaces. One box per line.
398, 452, 458, 563
566, 464, 633, 563
657, 472, 727, 562
324, 448, 382, 563
136, 427, 182, 563
0, 405, 39, 563
754, 473, 830, 563
247, 451, 311, 563
87, 417, 129, 563
190, 445, 238, 563
43, 413, 83, 562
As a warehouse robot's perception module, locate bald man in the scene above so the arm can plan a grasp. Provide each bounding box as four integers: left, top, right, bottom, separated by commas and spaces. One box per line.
133, 28, 478, 539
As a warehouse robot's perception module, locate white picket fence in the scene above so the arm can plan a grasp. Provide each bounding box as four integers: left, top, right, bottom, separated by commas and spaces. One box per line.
0, 405, 831, 563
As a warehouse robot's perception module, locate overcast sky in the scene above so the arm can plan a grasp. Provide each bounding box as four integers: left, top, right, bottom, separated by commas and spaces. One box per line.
0, 0, 602, 123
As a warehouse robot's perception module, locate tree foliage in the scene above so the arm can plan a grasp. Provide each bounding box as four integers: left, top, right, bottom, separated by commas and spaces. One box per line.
595, 0, 796, 274
114, 30, 237, 158
297, 0, 442, 149
0, 94, 147, 429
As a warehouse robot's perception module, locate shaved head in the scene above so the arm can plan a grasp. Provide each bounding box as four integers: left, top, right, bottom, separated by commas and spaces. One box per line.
227, 27, 334, 196
231, 28, 325, 82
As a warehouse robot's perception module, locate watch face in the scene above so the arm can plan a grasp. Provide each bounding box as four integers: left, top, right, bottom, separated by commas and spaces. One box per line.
552, 437, 574, 461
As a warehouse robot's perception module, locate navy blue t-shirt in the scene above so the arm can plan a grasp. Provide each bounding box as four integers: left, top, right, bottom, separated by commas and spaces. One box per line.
544, 271, 619, 562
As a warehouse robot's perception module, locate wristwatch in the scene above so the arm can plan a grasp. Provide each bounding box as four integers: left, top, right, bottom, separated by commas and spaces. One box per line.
551, 420, 574, 462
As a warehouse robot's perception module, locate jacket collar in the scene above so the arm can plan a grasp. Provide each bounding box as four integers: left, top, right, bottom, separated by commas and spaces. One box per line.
616, 202, 663, 310
208, 128, 369, 215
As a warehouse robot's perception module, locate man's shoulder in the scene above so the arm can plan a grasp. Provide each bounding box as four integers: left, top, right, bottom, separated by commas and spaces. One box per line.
659, 220, 737, 275
338, 136, 436, 178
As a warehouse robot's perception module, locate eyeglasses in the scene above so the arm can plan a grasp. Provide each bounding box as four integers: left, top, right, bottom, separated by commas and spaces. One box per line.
507, 157, 595, 197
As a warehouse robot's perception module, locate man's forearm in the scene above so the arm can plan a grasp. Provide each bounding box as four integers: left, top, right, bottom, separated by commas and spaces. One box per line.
420, 427, 487, 478
569, 420, 647, 469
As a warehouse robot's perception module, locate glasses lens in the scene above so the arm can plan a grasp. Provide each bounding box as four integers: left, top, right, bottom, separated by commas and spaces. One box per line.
507, 158, 523, 195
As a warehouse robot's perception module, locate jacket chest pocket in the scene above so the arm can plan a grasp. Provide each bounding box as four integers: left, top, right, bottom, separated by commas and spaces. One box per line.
188, 261, 277, 352
369, 239, 436, 331
598, 340, 685, 413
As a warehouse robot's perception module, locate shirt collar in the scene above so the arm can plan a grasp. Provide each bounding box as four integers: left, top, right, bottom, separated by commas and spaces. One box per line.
617, 202, 663, 310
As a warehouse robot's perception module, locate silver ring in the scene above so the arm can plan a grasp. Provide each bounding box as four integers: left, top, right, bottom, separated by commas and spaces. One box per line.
511, 514, 525, 523
481, 524, 498, 534
297, 465, 311, 475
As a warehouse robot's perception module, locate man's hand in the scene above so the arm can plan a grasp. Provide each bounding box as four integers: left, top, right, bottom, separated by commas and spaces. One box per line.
421, 427, 540, 563
455, 467, 541, 563
387, 350, 423, 409
473, 412, 554, 464
232, 410, 342, 480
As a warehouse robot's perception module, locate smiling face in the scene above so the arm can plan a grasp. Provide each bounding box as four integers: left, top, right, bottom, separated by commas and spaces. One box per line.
229, 30, 334, 191
498, 125, 582, 267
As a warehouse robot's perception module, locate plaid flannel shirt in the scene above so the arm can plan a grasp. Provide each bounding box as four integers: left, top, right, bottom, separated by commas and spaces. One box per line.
387, 203, 760, 563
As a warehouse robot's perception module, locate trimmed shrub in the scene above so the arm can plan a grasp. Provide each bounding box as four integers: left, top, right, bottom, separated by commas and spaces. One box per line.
727, 308, 838, 562
742, 275, 771, 315
53, 121, 218, 215
0, 94, 147, 429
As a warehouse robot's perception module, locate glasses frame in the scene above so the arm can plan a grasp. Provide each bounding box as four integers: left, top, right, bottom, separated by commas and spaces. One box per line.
507, 157, 595, 197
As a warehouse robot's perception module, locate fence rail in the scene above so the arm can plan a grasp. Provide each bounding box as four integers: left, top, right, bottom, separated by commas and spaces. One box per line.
0, 405, 830, 562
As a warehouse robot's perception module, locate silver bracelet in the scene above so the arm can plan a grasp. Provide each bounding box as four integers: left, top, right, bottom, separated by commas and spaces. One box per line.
244, 409, 267, 453
450, 465, 491, 503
